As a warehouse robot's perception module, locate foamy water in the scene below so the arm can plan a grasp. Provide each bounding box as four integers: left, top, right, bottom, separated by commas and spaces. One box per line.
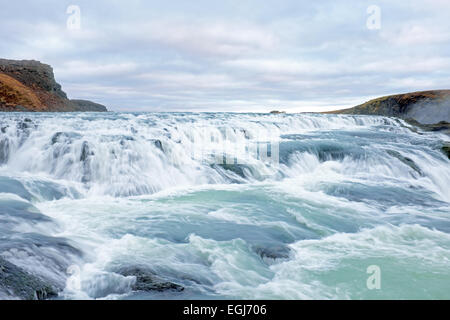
0, 112, 449, 299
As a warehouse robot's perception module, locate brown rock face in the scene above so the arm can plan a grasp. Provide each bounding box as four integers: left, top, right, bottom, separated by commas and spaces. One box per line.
0, 59, 66, 97
0, 73, 44, 111
0, 59, 107, 112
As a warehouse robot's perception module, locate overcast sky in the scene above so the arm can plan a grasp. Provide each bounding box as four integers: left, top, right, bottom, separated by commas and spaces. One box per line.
1, 0, 449, 112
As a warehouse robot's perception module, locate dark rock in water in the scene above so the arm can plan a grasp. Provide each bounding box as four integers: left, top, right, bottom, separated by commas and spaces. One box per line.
117, 267, 184, 293
15, 119, 37, 147
442, 144, 450, 159
427, 121, 450, 132
0, 197, 82, 300
210, 163, 250, 184
1, 126, 7, 133
315, 145, 350, 162
119, 136, 135, 146
17, 121, 31, 130
215, 163, 248, 178
405, 119, 450, 134
16, 119, 37, 132
240, 129, 251, 139
0, 230, 82, 296
80, 141, 94, 162
386, 150, 424, 176
253, 245, 291, 261
0, 138, 9, 164
51, 132, 64, 145
150, 139, 164, 152
51, 131, 81, 145
162, 128, 174, 140
80, 141, 94, 183
0, 257, 58, 300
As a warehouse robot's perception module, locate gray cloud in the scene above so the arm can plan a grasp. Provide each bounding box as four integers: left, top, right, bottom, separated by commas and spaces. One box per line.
1, 0, 449, 112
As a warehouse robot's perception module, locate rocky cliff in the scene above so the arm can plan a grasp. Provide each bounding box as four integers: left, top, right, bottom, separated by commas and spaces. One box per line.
0, 59, 107, 112
327, 90, 450, 125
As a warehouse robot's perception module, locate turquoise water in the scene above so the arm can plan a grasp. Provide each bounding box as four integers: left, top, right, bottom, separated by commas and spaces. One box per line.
0, 112, 449, 299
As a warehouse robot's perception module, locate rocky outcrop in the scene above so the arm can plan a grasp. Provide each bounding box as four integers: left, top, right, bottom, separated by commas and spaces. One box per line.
0, 257, 58, 300
116, 267, 184, 293
442, 143, 450, 159
327, 90, 450, 125
0, 59, 107, 112
404, 119, 450, 135
70, 99, 108, 112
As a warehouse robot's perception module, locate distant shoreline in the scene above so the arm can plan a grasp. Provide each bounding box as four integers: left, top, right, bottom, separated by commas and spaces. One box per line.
325, 90, 450, 125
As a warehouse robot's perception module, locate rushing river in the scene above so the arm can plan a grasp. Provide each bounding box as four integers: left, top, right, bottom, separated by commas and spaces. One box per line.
0, 112, 449, 299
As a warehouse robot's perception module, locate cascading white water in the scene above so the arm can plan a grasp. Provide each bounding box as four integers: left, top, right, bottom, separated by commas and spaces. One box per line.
0, 112, 449, 300
0, 113, 420, 196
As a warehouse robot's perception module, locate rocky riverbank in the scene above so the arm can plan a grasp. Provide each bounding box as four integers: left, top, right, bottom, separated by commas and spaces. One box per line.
327, 90, 450, 127
327, 90, 450, 158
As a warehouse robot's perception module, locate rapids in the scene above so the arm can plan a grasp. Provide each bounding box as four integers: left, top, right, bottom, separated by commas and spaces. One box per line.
0, 112, 449, 299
